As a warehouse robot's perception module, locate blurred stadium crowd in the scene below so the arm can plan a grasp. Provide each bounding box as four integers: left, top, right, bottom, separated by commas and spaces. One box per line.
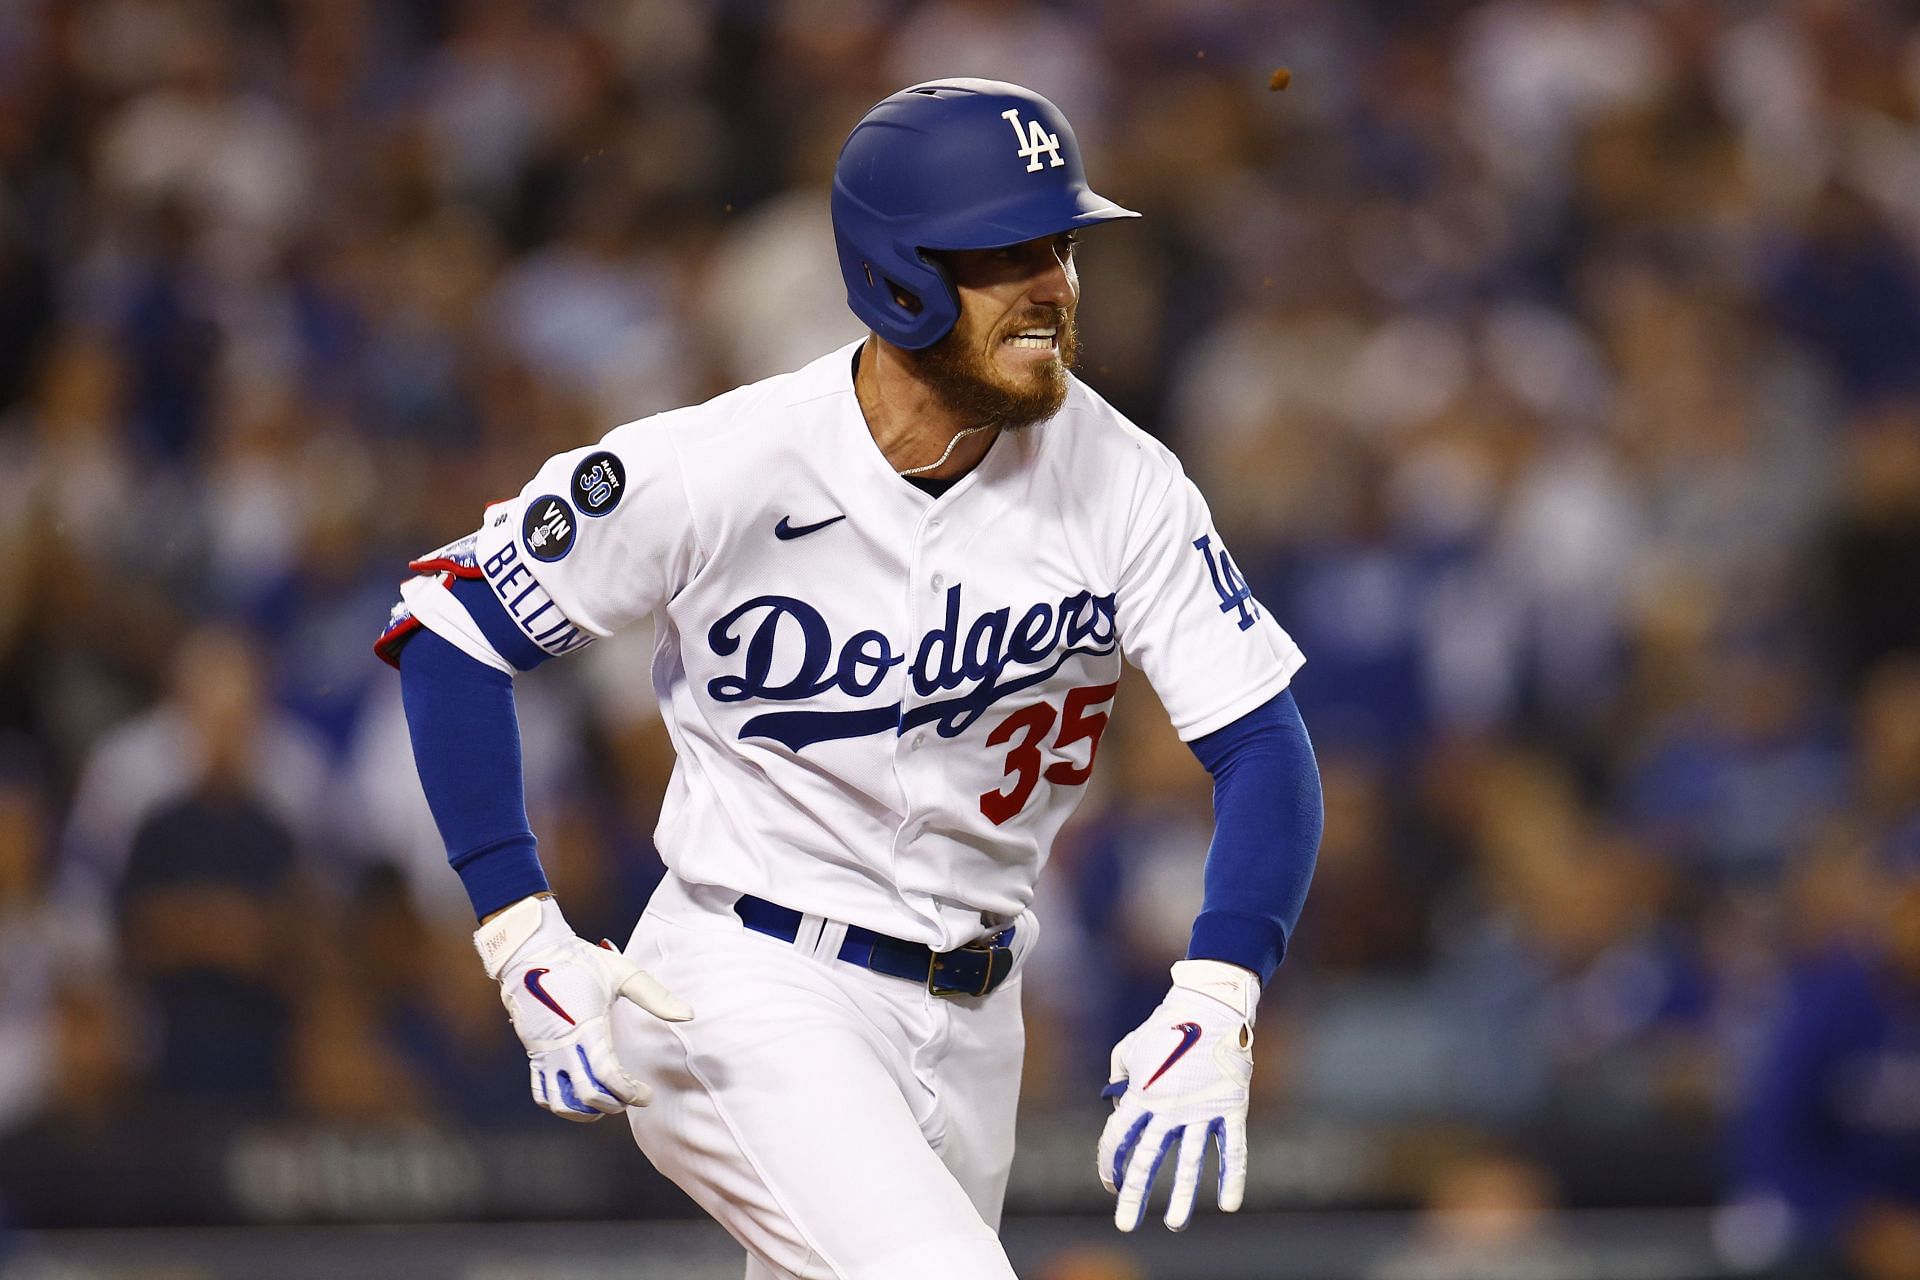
1, 0, 1919, 1276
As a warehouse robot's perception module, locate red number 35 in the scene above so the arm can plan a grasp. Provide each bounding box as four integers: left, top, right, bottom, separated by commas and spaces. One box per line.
978, 682, 1120, 826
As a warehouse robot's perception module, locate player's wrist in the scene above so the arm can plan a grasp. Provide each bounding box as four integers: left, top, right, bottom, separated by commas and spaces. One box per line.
473, 892, 566, 979
479, 890, 553, 925
1168, 958, 1260, 1024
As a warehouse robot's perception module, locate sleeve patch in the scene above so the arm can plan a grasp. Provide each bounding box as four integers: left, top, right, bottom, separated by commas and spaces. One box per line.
572, 451, 625, 516
522, 496, 577, 562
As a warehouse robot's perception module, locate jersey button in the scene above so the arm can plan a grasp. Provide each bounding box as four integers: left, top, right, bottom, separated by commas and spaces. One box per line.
931, 573, 946, 590
912, 732, 926, 750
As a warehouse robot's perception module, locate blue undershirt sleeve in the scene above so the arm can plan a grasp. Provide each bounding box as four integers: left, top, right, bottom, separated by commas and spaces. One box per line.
448, 575, 553, 672
1185, 689, 1323, 984
397, 627, 549, 919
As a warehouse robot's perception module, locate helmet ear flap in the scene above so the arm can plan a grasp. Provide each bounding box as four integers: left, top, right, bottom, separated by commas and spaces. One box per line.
869, 264, 923, 315
910, 249, 956, 321
835, 227, 959, 349
892, 249, 959, 346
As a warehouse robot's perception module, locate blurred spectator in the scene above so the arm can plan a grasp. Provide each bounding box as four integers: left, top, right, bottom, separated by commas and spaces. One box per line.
1854, 658, 1920, 854
1731, 844, 1920, 1277
1828, 402, 1920, 687
0, 193, 55, 421
1289, 753, 1439, 975
1621, 641, 1849, 881
57, 626, 329, 963
115, 757, 301, 1117
0, 747, 132, 1143
93, 19, 312, 280
1770, 187, 1920, 408
97, 196, 223, 464
696, 103, 866, 384
486, 169, 702, 424
0, 332, 175, 766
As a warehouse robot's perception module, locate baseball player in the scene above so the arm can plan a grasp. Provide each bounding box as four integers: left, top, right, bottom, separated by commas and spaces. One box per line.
378, 79, 1323, 1279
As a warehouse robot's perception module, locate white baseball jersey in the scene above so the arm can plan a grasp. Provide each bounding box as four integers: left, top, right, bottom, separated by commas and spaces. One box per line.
400, 339, 1303, 951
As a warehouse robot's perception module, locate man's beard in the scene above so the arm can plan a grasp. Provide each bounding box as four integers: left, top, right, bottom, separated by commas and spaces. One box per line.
906, 308, 1078, 431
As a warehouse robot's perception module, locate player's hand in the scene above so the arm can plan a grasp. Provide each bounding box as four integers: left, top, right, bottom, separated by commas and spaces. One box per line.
473, 894, 692, 1123
1096, 959, 1257, 1232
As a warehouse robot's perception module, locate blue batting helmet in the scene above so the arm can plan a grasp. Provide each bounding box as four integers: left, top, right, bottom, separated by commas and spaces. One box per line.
831, 79, 1139, 350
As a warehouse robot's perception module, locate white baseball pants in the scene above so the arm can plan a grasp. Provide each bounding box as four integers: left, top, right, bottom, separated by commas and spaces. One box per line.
613, 873, 1025, 1280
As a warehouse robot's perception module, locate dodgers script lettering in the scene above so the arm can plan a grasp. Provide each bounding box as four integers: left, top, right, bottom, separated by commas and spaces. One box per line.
706, 583, 1119, 750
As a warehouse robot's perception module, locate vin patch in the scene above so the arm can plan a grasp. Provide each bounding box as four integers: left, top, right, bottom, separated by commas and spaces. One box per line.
523, 495, 577, 562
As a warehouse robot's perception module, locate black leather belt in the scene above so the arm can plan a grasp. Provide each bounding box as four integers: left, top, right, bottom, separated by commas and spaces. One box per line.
733, 894, 1015, 998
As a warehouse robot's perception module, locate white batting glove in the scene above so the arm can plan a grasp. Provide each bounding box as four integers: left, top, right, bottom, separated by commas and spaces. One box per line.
1096, 959, 1258, 1232
473, 895, 692, 1123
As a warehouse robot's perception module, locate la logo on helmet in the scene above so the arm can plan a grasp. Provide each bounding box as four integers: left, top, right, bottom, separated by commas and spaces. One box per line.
1001, 108, 1064, 172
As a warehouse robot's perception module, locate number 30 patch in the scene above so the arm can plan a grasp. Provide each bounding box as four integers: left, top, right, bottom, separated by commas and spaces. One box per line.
572, 451, 625, 516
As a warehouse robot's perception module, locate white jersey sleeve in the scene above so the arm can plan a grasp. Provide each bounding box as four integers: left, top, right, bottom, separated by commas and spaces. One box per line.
1113, 462, 1304, 740
464, 423, 703, 659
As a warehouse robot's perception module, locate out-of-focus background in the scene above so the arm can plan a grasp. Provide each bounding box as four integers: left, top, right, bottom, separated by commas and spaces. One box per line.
2, 0, 1919, 1277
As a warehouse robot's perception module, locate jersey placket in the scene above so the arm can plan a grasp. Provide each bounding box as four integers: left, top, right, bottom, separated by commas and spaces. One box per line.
887, 487, 969, 945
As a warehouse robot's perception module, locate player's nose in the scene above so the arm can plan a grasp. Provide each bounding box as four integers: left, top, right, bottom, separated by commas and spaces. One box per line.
1025, 249, 1075, 307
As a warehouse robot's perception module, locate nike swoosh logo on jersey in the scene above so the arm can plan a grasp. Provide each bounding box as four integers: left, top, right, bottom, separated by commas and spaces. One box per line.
1143, 1021, 1203, 1091
774, 514, 847, 540
523, 968, 575, 1025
